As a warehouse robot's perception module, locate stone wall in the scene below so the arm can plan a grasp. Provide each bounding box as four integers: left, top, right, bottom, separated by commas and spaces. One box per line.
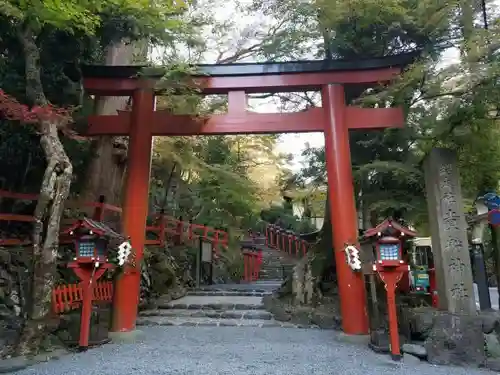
0, 247, 28, 357
263, 248, 342, 330
139, 244, 194, 309
140, 243, 243, 308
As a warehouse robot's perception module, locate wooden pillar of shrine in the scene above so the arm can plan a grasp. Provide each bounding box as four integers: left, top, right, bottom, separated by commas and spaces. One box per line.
111, 89, 155, 332
321, 84, 369, 335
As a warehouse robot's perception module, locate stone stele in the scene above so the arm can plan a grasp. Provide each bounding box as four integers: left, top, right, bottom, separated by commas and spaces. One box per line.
424, 147, 475, 315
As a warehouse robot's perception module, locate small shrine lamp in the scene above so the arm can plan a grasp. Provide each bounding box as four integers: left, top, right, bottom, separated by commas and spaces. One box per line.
363, 218, 416, 362
62, 218, 121, 268
372, 233, 410, 361
61, 218, 123, 350
376, 235, 405, 266
71, 228, 108, 265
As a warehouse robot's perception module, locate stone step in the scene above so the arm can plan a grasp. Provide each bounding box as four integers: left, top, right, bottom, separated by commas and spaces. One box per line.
259, 274, 284, 279
259, 270, 288, 275
249, 280, 283, 283
259, 268, 293, 273
158, 302, 265, 310
260, 277, 282, 280
186, 290, 271, 297
259, 271, 283, 274
259, 274, 283, 278
136, 316, 303, 328
263, 270, 285, 274
260, 264, 295, 268
140, 309, 273, 320
159, 295, 262, 305
188, 285, 269, 297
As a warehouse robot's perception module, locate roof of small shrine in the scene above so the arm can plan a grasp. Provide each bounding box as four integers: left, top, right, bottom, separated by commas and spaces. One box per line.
62, 217, 123, 240
363, 218, 417, 239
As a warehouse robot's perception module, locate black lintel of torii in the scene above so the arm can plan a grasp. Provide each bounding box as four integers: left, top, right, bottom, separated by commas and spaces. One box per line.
75, 51, 420, 79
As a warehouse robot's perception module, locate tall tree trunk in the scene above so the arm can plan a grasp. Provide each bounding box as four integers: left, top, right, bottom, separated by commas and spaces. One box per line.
160, 162, 177, 211
80, 41, 144, 206
16, 26, 73, 356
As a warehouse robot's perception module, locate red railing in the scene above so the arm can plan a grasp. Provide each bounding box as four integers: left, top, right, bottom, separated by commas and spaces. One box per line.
242, 249, 262, 282
265, 224, 309, 256
0, 189, 229, 249
52, 281, 113, 314
145, 215, 229, 251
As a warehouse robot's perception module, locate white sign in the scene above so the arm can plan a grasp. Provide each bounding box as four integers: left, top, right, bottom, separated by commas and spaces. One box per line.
117, 241, 132, 266
345, 245, 362, 271
201, 240, 213, 262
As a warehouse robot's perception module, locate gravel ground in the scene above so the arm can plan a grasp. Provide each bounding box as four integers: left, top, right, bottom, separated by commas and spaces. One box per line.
13, 326, 492, 375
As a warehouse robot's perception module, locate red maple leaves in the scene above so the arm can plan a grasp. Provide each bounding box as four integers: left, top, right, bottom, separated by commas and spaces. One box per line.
0, 89, 89, 140
0, 89, 72, 125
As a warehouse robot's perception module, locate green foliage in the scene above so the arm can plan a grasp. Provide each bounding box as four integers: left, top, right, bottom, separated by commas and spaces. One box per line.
149, 134, 280, 237
260, 205, 316, 233
0, 0, 198, 195
251, 0, 500, 233
2, 0, 189, 38
218, 244, 245, 281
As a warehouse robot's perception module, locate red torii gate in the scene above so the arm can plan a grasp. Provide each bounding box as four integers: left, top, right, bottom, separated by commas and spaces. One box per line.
80, 53, 415, 336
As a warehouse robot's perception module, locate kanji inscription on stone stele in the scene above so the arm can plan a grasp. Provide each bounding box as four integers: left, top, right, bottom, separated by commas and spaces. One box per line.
450, 282, 470, 299
424, 148, 475, 314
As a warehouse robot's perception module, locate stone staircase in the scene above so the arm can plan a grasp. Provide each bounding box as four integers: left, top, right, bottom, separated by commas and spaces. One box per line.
258, 241, 298, 281
137, 239, 302, 329
258, 247, 296, 281
137, 283, 301, 328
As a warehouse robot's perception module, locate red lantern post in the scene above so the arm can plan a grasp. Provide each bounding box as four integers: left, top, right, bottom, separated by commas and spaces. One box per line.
363, 218, 417, 361
373, 236, 409, 361
62, 218, 118, 349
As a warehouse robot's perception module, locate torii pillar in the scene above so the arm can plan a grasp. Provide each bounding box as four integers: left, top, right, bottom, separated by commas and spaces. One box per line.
322, 84, 369, 334
111, 89, 155, 333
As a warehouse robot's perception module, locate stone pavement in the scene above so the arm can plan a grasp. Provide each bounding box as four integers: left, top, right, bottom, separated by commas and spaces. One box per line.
12, 325, 493, 375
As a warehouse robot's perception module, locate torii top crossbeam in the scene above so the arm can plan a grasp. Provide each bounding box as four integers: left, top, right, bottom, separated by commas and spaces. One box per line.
79, 52, 416, 136
81, 52, 416, 95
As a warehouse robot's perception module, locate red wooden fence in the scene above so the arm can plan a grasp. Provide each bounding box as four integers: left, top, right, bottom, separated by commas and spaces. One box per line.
265, 224, 310, 256
1, 189, 230, 318
242, 250, 262, 282
0, 189, 228, 248
52, 281, 113, 314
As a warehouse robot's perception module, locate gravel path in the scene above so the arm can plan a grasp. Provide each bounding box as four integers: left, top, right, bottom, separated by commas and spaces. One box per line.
13, 326, 492, 375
